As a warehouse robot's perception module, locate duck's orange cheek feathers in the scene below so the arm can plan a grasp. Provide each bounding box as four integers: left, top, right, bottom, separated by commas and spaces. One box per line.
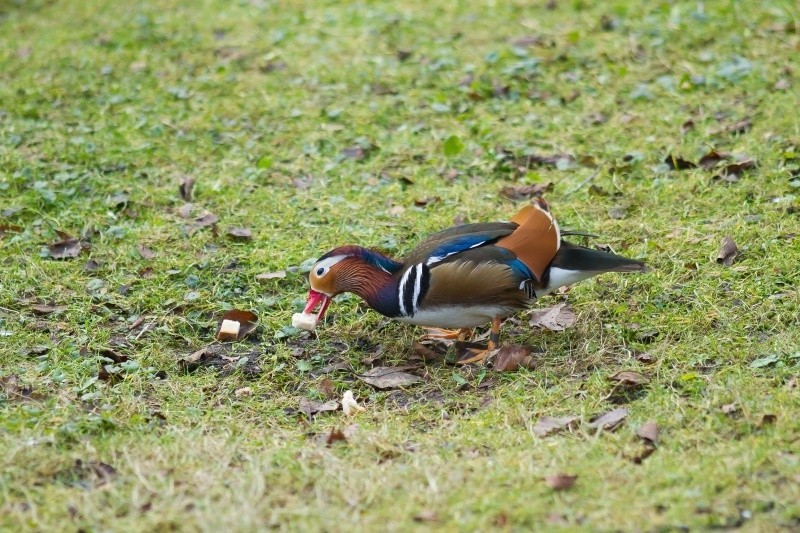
309, 274, 337, 296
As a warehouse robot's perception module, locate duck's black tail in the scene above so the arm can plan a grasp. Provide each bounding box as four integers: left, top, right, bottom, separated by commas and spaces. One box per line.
552, 241, 648, 273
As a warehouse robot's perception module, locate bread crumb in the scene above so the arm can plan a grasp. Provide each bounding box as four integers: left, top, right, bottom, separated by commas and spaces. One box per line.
218, 319, 240, 340
292, 312, 318, 331
342, 390, 364, 416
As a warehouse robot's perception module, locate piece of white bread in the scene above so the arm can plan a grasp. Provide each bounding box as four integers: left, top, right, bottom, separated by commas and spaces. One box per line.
341, 390, 364, 416
218, 319, 241, 340
292, 312, 318, 331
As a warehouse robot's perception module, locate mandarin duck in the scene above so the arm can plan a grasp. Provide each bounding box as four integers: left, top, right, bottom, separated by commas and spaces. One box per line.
296, 199, 646, 363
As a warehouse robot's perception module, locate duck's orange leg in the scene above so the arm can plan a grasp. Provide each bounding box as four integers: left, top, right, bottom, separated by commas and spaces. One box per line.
420, 327, 473, 341
458, 317, 501, 364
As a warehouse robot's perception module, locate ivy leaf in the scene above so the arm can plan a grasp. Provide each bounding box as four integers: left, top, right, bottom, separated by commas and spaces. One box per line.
443, 135, 465, 157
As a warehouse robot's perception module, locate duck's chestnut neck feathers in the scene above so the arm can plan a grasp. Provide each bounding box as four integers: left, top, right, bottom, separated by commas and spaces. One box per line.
323, 246, 403, 318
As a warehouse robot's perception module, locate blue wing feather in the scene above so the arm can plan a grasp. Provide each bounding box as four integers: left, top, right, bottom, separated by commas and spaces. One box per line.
426, 235, 495, 264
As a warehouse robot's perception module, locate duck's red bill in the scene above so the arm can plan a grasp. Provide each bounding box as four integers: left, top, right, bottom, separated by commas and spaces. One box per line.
303, 289, 331, 320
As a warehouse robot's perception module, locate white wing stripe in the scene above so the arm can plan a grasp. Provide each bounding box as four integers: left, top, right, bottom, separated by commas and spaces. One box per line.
412, 263, 423, 314
397, 267, 413, 316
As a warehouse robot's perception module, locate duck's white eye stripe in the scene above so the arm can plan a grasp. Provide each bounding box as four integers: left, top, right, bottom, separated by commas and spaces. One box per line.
313, 255, 347, 273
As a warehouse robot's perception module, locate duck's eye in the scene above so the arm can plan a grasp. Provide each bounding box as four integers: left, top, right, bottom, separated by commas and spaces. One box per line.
316, 267, 326, 276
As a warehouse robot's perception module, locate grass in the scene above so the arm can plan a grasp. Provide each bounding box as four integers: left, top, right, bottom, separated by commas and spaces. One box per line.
1, 0, 799, 530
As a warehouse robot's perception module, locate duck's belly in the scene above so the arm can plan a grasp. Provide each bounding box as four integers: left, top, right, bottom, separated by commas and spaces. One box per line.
396, 305, 517, 328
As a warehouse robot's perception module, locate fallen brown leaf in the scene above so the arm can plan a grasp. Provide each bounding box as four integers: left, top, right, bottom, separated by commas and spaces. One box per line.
0, 223, 22, 238
48, 233, 84, 259
178, 203, 193, 218
529, 302, 576, 331
533, 415, 579, 437
358, 366, 422, 389
298, 398, 339, 417
698, 150, 730, 168
544, 474, 577, 490
73, 460, 117, 487
137, 244, 156, 260
317, 378, 336, 399
716, 236, 738, 266
30, 303, 67, 316
588, 407, 628, 432
664, 154, 697, 170
712, 159, 755, 182
227, 227, 253, 241
608, 371, 649, 388
759, 414, 777, 427
410, 341, 446, 363
493, 345, 537, 372
188, 213, 219, 234
179, 176, 195, 201
0, 375, 41, 401
215, 309, 258, 341
317, 424, 358, 447
500, 183, 553, 201
636, 421, 659, 444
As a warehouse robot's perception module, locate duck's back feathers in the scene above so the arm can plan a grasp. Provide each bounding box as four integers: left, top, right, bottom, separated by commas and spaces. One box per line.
402, 222, 517, 268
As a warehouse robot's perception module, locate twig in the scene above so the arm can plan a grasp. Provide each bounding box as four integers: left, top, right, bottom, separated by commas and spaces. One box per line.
563, 164, 604, 198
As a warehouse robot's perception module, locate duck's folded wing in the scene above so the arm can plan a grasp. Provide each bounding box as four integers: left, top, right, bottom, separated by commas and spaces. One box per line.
403, 222, 517, 267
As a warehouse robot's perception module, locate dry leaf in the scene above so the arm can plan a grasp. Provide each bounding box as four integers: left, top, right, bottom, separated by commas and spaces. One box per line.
30, 303, 67, 316
178, 203, 193, 218
321, 428, 347, 447
493, 345, 537, 372
188, 213, 219, 234
234, 387, 252, 398
544, 474, 577, 490
341, 390, 365, 416
533, 416, 579, 437
256, 271, 286, 281
664, 154, 696, 170
179, 176, 195, 201
0, 224, 22, 238
358, 366, 422, 389
410, 341, 446, 363
137, 244, 155, 260
317, 378, 336, 399
227, 227, 253, 241
712, 159, 755, 182
636, 421, 659, 444
48, 234, 84, 259
608, 371, 649, 388
500, 183, 553, 201
716, 236, 738, 266
698, 150, 730, 168
759, 414, 777, 427
529, 303, 576, 331
298, 398, 339, 417
588, 407, 628, 431
215, 309, 258, 341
